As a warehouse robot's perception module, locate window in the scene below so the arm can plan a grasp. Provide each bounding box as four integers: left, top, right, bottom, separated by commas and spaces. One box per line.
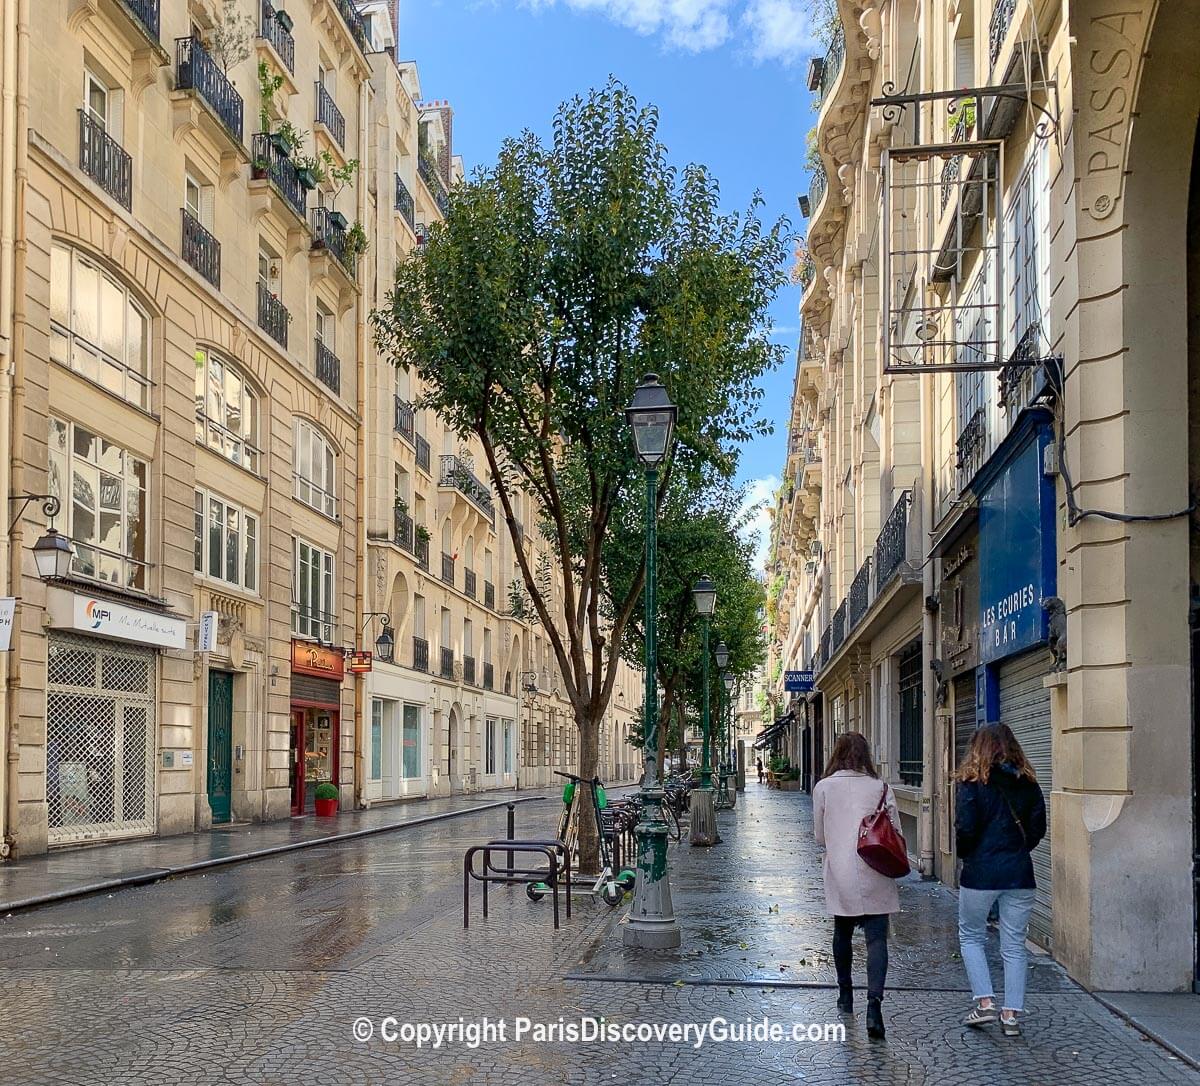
48, 417, 147, 590
1006, 146, 1050, 359
294, 419, 338, 517
370, 699, 384, 782
293, 538, 335, 641
85, 70, 109, 129
185, 171, 214, 228
315, 303, 335, 351
50, 244, 150, 409
194, 349, 261, 472
502, 719, 514, 774
897, 642, 923, 786
402, 704, 422, 778
258, 244, 281, 293
193, 488, 258, 592
485, 718, 497, 775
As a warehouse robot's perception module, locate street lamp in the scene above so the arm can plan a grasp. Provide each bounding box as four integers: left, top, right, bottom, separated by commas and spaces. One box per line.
622, 373, 682, 950
723, 671, 737, 807
375, 622, 395, 664
32, 527, 74, 580
689, 577, 720, 847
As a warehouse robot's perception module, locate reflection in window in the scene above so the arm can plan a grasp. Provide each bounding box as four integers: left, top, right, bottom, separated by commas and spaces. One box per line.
193, 488, 258, 593
194, 349, 261, 473
294, 419, 337, 518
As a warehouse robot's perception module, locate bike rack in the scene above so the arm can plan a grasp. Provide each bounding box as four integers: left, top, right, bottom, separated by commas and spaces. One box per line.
463, 839, 572, 930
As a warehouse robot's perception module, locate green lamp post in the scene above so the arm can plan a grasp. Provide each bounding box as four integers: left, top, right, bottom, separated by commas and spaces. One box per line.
689, 580, 720, 847
622, 373, 682, 949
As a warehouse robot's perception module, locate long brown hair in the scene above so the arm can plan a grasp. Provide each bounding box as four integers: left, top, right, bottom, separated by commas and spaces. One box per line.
957, 723, 1037, 784
822, 732, 879, 779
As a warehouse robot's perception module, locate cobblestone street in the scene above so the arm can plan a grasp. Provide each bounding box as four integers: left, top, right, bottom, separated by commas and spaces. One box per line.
0, 787, 1194, 1084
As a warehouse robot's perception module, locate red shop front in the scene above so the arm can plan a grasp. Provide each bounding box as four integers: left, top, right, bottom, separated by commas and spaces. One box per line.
290, 640, 344, 815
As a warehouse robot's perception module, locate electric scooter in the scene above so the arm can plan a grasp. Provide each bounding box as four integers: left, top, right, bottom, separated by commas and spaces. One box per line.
527, 771, 637, 907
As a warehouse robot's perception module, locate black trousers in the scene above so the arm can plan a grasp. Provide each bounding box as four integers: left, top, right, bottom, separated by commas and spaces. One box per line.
832, 914, 889, 1001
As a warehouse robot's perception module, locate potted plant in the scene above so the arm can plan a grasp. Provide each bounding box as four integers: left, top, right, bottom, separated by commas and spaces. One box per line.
329, 209, 349, 231
415, 524, 431, 543
345, 221, 368, 257
292, 153, 324, 191
275, 7, 294, 32
313, 781, 339, 816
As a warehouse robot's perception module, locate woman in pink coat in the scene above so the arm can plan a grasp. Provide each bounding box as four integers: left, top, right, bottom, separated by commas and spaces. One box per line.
812, 732, 903, 1040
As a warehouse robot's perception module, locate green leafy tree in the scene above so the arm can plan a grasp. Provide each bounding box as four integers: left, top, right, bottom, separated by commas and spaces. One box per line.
374, 79, 788, 869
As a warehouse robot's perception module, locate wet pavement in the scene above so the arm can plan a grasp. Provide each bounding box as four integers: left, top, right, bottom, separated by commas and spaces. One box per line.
0, 786, 1195, 1084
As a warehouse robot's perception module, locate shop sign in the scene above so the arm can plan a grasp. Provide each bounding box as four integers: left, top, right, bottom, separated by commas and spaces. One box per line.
977, 431, 1056, 664
784, 670, 814, 692
348, 650, 373, 674
49, 590, 186, 649
291, 639, 345, 681
0, 597, 14, 651
198, 610, 219, 653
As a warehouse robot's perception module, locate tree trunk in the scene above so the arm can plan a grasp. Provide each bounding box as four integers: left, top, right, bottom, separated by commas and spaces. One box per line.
576, 711, 601, 875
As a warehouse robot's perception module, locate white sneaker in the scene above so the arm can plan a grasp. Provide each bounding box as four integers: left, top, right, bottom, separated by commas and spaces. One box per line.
963, 1003, 998, 1028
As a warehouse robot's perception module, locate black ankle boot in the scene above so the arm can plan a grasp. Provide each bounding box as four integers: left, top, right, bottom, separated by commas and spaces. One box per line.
866, 998, 885, 1040
836, 986, 854, 1014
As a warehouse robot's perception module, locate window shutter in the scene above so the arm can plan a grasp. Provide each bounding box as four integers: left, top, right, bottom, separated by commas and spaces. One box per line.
200, 183, 215, 229
108, 88, 125, 143
954, 38, 973, 89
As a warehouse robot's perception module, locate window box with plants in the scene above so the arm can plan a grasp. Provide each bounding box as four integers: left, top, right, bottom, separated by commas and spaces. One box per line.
313, 781, 339, 816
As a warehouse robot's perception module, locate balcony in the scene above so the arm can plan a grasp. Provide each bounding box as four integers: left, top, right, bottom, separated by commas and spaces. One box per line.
484, 580, 496, 610
311, 206, 355, 277
181, 208, 220, 288
809, 160, 827, 212
314, 338, 340, 395
830, 597, 848, 654
483, 662, 494, 690
315, 81, 346, 150
989, 0, 1017, 71
441, 551, 455, 586
415, 434, 431, 473
439, 454, 495, 524
874, 490, 912, 590
939, 111, 971, 214
956, 407, 987, 489
175, 37, 244, 144
848, 556, 872, 629
257, 281, 289, 348
332, 0, 371, 55
394, 508, 414, 553
251, 133, 307, 222
463, 655, 476, 686
120, 0, 161, 43
439, 646, 455, 680
259, 0, 294, 72
412, 635, 429, 672
78, 110, 132, 211
816, 24, 844, 107
464, 568, 477, 600
395, 174, 415, 230
418, 153, 450, 216
394, 397, 415, 444
415, 535, 430, 570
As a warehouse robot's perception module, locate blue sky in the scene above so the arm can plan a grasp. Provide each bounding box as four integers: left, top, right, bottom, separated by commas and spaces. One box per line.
397, 0, 821, 566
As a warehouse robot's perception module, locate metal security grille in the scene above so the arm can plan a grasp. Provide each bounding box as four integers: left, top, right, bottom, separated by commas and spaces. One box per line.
46, 633, 156, 844
897, 641, 924, 785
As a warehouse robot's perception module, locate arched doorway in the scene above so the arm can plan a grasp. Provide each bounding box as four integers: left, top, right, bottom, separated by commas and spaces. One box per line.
447, 705, 460, 789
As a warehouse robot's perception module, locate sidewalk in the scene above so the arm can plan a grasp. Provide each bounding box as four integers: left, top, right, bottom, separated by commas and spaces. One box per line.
0, 789, 544, 914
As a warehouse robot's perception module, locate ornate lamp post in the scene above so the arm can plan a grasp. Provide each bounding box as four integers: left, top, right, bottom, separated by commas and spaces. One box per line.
723, 670, 737, 807
689, 578, 719, 847
713, 642, 731, 809
622, 373, 681, 949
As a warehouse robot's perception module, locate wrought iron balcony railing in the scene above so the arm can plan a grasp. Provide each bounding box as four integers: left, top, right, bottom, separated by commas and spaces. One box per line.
251, 133, 307, 220
989, 0, 1017, 70
314, 338, 340, 395
415, 434, 431, 473
78, 110, 132, 210
439, 454, 495, 523
830, 597, 848, 653
818, 24, 844, 105
332, 0, 370, 54
311, 206, 354, 275
464, 568, 477, 600
181, 208, 220, 287
395, 174, 415, 229
315, 81, 346, 149
463, 655, 476, 686
809, 160, 827, 211
483, 662, 494, 690
175, 37, 244, 143
939, 110, 971, 213
484, 580, 496, 610
874, 490, 912, 590
394, 397, 415, 443
415, 535, 429, 569
121, 0, 161, 43
848, 556, 872, 629
441, 551, 455, 586
257, 281, 289, 348
418, 153, 450, 216
259, 0, 294, 71
412, 635, 429, 672
439, 646, 455, 680
394, 508, 414, 553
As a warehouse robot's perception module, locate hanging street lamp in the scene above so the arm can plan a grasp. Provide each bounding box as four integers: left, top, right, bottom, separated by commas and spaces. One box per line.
689, 579, 720, 847
622, 373, 681, 950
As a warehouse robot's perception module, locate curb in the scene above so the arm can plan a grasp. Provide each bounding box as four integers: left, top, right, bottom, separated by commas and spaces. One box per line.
1089, 992, 1200, 1074
1, 794, 550, 916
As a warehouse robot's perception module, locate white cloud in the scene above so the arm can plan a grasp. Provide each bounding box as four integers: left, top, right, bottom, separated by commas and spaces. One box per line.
521, 0, 819, 63
739, 474, 779, 574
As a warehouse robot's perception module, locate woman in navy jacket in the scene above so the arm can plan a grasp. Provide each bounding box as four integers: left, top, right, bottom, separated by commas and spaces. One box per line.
955, 723, 1047, 1037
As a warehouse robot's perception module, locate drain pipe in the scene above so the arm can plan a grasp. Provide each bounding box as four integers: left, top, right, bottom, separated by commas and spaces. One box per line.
918, 369, 936, 877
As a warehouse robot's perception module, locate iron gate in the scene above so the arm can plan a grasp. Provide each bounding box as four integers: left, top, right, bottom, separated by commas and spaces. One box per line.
46, 633, 156, 844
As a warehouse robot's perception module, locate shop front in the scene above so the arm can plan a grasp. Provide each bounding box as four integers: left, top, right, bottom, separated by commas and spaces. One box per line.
43, 588, 186, 846
364, 663, 433, 803
290, 640, 344, 815
974, 412, 1058, 945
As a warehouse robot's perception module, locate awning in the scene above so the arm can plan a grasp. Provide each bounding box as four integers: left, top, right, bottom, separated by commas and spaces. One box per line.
753, 711, 794, 750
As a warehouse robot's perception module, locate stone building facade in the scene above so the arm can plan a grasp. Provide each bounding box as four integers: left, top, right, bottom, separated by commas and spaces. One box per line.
769, 0, 1200, 993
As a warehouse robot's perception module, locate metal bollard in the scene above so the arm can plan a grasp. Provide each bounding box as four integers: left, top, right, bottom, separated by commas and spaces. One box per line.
506, 803, 515, 875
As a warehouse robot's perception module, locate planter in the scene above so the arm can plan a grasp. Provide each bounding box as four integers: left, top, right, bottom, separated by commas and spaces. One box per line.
296, 167, 319, 190
275, 8, 294, 32
329, 209, 349, 231
268, 130, 291, 155
779, 779, 804, 791
314, 796, 338, 816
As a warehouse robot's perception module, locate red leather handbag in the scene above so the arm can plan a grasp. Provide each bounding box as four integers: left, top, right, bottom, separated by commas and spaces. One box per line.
857, 784, 911, 878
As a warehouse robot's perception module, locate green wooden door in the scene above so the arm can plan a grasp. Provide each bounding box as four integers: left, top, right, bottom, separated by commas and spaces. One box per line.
207, 671, 234, 824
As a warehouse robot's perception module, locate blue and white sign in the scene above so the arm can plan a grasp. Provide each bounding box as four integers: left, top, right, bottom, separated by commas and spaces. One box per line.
977, 425, 1056, 664
784, 670, 814, 692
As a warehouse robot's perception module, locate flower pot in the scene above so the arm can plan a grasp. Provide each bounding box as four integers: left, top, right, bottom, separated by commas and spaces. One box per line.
314, 796, 338, 816
268, 130, 291, 155
329, 210, 349, 231
275, 8, 295, 32
296, 167, 319, 190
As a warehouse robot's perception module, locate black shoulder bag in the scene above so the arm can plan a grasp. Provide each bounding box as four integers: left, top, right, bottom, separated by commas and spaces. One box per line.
992, 776, 1028, 848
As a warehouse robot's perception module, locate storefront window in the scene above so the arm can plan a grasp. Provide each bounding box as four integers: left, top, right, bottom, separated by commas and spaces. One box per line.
305, 713, 335, 787
485, 718, 497, 775
50, 244, 151, 409
370, 699, 383, 782
502, 719, 514, 774
402, 704, 422, 778
48, 417, 148, 590
194, 349, 261, 473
